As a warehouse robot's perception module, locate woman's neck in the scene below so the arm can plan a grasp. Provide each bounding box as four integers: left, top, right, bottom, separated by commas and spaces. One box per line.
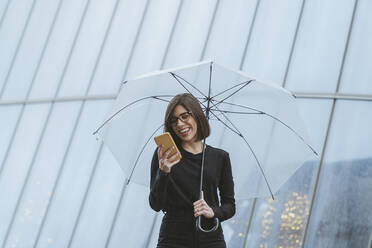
182, 140, 203, 154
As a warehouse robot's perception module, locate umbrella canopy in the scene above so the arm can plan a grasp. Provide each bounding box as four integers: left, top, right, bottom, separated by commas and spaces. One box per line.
94, 60, 317, 200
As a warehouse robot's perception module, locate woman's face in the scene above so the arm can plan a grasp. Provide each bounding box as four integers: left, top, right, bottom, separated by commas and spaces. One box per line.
171, 105, 198, 144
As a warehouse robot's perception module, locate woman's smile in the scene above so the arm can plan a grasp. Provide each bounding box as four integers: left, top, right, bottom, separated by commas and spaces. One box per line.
178, 127, 190, 136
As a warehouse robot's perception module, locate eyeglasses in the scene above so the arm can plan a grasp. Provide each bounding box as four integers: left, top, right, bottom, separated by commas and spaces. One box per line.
169, 111, 193, 126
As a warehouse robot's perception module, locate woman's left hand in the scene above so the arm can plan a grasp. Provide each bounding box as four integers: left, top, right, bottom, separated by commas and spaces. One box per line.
193, 191, 214, 219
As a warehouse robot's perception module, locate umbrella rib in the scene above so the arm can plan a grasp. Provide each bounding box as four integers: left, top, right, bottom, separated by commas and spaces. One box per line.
127, 123, 165, 184
153, 95, 205, 104
209, 102, 275, 199
211, 79, 254, 99
169, 72, 209, 111
152, 96, 171, 103
156, 95, 208, 106
169, 72, 207, 98
93, 95, 174, 135
212, 79, 254, 105
209, 108, 264, 115
208, 108, 242, 138
240, 135, 274, 200
213, 100, 318, 155
205, 111, 224, 120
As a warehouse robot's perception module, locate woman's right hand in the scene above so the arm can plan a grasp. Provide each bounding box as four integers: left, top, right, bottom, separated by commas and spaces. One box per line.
158, 145, 181, 174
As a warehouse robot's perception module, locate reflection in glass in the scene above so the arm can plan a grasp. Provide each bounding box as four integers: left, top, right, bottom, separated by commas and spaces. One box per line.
244, 161, 317, 248
225, 200, 254, 247
305, 101, 372, 248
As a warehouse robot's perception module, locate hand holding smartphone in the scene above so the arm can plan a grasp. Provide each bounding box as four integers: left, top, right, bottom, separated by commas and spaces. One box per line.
154, 132, 182, 173
154, 132, 182, 160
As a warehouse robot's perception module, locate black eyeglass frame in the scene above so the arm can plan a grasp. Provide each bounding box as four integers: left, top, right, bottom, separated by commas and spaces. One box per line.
168, 111, 193, 126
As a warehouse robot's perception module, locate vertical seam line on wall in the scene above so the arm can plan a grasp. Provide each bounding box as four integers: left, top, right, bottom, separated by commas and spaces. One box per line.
238, 1, 261, 247
282, 0, 306, 88
66, 142, 105, 248
144, 1, 185, 246
0, 0, 64, 191
0, 0, 37, 99
116, 1, 151, 88
103, 1, 152, 247
63, 0, 122, 245
0, 0, 12, 30
301, 0, 359, 247
0, 0, 92, 246
199, 0, 220, 61
239, 0, 260, 71
158, 0, 184, 69
32, 0, 122, 246
241, 199, 257, 248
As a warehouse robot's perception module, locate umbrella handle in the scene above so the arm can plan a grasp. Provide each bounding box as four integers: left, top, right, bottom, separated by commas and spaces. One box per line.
195, 216, 219, 233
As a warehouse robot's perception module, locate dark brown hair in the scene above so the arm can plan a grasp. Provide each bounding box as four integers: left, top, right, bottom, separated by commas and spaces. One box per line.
164, 93, 210, 144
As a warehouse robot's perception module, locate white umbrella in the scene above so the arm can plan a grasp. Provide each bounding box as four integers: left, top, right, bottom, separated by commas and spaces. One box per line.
93, 60, 317, 230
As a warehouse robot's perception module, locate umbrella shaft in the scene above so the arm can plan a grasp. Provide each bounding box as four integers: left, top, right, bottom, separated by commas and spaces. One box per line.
199, 97, 211, 197
199, 138, 207, 195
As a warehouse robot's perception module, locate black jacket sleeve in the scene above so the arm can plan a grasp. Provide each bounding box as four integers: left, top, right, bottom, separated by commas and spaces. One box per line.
211, 152, 236, 222
149, 148, 170, 212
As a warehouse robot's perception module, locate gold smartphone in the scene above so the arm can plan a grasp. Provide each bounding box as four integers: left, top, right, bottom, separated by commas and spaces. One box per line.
154, 132, 182, 160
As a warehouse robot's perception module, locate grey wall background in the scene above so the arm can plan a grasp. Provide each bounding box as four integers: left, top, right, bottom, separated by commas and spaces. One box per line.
0, 0, 372, 247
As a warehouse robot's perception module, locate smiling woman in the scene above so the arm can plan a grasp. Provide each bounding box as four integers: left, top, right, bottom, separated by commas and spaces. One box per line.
164, 94, 210, 150
149, 93, 236, 248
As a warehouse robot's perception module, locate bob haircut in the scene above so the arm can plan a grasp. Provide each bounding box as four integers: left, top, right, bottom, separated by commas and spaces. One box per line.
164, 93, 210, 144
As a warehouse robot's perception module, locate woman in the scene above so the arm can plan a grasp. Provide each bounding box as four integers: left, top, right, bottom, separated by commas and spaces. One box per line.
149, 93, 235, 248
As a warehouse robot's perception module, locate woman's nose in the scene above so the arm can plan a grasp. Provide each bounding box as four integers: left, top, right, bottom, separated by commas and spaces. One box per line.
175, 118, 183, 126
176, 118, 187, 127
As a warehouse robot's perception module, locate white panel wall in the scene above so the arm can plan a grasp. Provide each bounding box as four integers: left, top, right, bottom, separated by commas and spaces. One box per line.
0, 0, 371, 247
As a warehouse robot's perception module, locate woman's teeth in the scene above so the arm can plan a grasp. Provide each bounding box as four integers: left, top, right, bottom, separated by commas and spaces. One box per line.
180, 128, 190, 135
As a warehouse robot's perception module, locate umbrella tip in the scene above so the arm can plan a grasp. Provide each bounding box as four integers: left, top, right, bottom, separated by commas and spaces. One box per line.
92, 130, 100, 141
125, 178, 130, 185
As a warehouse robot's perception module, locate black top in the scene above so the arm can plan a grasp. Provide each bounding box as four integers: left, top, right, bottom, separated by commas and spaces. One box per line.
149, 144, 235, 222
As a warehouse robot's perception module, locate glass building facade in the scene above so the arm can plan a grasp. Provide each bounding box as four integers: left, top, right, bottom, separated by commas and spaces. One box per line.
0, 0, 371, 247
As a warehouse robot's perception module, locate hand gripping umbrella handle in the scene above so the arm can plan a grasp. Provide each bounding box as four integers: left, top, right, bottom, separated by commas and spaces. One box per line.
196, 216, 219, 233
